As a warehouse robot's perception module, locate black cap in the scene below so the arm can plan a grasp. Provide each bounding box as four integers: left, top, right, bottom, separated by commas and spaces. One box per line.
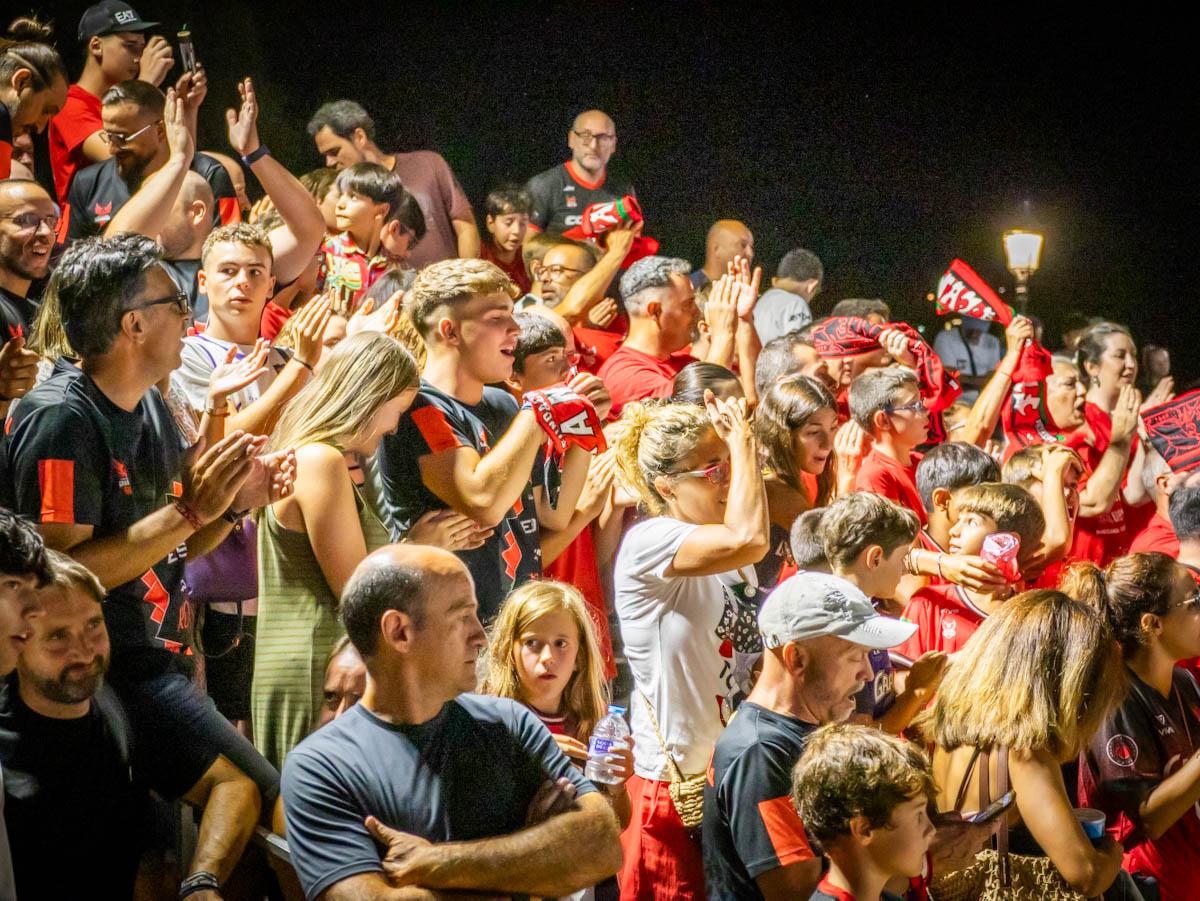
78, 1, 159, 41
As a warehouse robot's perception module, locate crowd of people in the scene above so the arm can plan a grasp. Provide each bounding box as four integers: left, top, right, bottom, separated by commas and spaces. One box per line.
3, 4, 1200, 901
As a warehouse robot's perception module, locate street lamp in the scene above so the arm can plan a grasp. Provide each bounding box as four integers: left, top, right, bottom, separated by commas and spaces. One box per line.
1002, 229, 1044, 315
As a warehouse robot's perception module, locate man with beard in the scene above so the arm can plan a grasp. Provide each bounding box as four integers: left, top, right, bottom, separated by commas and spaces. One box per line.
0, 179, 50, 416
0, 550, 261, 899
63, 79, 238, 243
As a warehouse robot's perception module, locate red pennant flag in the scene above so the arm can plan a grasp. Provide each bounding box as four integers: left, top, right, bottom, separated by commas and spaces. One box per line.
1143, 391, 1200, 473
561, 195, 660, 268
935, 259, 1014, 326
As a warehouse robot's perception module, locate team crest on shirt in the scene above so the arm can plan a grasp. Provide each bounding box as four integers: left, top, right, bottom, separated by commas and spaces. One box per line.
941, 618, 957, 641
1106, 734, 1139, 768
94, 200, 113, 224
565, 195, 578, 208
111, 459, 132, 495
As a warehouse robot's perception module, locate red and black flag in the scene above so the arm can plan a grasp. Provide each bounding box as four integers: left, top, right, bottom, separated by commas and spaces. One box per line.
1144, 391, 1200, 472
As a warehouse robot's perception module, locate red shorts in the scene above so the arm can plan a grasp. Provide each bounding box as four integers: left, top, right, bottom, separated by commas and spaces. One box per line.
619, 774, 706, 901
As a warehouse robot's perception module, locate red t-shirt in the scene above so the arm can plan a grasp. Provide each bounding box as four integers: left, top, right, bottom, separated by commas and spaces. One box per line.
596, 345, 695, 419
543, 526, 615, 680
854, 448, 927, 525
480, 242, 531, 294
1128, 512, 1180, 557
1068, 403, 1138, 563
572, 325, 626, 374
897, 582, 988, 658
48, 85, 103, 203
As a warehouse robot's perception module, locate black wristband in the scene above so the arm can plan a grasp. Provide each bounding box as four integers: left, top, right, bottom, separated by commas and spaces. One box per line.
179, 870, 220, 899
241, 144, 270, 166
222, 506, 250, 524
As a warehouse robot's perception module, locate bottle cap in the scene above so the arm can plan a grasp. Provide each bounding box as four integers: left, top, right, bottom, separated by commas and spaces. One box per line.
607, 705, 626, 715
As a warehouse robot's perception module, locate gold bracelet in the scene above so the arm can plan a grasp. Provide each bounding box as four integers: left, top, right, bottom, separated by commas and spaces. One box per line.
204, 405, 230, 417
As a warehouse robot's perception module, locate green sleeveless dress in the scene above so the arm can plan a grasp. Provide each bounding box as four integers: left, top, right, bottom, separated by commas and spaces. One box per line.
251, 473, 390, 770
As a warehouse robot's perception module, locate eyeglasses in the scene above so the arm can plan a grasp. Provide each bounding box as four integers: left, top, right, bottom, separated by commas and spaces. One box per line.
572, 129, 616, 145
1170, 590, 1200, 612
0, 210, 60, 233
885, 399, 928, 416
129, 291, 192, 317
100, 120, 161, 147
540, 264, 586, 280
669, 460, 731, 485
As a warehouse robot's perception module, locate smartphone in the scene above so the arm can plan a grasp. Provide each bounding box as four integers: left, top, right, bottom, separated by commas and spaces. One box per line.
966, 790, 1016, 824
178, 26, 196, 73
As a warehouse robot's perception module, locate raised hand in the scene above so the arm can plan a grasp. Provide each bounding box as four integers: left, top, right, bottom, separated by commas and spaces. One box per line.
174, 65, 207, 118
346, 292, 402, 338
208, 341, 270, 407
587, 297, 619, 329
704, 389, 750, 445
0, 336, 40, 401
704, 275, 738, 339
1004, 315, 1035, 356
726, 254, 763, 320
603, 223, 638, 259
225, 77, 262, 158
290, 295, 333, 370
1142, 375, 1174, 412
1111, 384, 1141, 444
577, 450, 618, 518
938, 553, 1007, 593
162, 88, 194, 164
137, 35, 174, 86
879, 327, 917, 369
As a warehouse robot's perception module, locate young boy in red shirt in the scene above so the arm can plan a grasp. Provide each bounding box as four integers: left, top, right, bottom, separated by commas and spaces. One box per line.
480, 185, 533, 294
792, 725, 936, 901
850, 368, 929, 524
1002, 443, 1085, 587
898, 482, 1044, 658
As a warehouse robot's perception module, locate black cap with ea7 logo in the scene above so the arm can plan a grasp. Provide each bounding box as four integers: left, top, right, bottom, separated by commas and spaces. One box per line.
78, 1, 160, 41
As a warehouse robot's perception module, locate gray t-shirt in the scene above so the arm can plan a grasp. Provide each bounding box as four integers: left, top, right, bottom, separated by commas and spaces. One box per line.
752, 287, 813, 344
280, 693, 596, 900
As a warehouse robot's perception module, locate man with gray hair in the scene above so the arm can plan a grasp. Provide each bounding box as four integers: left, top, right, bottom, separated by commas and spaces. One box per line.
307, 98, 479, 266
597, 254, 738, 417
753, 247, 824, 344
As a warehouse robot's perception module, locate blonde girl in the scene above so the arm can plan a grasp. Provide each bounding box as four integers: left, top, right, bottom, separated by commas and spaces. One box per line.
482, 579, 632, 827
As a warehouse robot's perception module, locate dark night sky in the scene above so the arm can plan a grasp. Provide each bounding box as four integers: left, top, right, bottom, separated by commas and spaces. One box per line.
37, 2, 1200, 379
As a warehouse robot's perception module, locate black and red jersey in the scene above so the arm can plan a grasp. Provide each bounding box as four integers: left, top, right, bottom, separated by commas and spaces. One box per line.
524, 161, 634, 234
62, 152, 240, 244
3, 361, 192, 669
0, 287, 37, 345
1080, 666, 1200, 900
378, 382, 541, 621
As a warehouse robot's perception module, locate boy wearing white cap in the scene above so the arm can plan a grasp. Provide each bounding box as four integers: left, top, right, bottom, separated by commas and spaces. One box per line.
702, 572, 916, 901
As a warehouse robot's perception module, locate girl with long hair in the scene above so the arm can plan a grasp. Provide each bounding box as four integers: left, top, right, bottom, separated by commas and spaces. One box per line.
1067, 554, 1200, 900
752, 374, 838, 588
482, 580, 633, 828
920, 590, 1127, 898
251, 332, 419, 768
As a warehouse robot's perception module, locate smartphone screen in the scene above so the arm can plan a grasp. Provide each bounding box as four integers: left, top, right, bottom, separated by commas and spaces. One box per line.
966, 790, 1016, 824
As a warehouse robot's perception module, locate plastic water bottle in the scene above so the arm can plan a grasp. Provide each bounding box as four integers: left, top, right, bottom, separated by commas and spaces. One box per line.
585, 705, 630, 785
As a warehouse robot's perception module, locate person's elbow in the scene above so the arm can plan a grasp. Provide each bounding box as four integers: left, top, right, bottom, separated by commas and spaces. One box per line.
1055, 849, 1117, 897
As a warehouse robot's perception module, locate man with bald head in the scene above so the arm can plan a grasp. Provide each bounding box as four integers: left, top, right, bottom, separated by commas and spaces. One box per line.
526, 109, 635, 235
281, 543, 622, 901
692, 218, 754, 290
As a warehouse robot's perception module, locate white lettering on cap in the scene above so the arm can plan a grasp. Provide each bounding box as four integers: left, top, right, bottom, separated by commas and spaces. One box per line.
115, 10, 138, 23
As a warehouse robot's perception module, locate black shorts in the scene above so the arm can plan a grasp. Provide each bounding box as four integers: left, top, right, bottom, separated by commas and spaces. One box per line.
200, 610, 257, 722
109, 654, 280, 803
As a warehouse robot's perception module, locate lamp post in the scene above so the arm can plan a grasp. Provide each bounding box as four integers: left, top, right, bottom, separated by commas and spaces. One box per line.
1002, 229, 1044, 316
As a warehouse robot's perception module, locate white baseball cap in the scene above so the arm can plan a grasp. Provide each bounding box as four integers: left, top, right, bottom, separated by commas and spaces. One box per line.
758, 571, 916, 650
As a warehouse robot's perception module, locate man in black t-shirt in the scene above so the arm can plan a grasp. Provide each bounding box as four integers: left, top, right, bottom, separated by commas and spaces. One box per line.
525, 109, 635, 234
3, 235, 287, 819
62, 79, 239, 244
0, 550, 259, 898
381, 259, 601, 620
281, 543, 622, 900
703, 572, 916, 900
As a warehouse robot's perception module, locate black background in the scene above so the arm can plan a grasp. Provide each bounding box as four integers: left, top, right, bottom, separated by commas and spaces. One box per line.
33, 2, 1200, 380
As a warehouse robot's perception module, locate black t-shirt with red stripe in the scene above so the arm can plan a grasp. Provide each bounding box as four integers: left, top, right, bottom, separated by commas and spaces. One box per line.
2, 361, 191, 673
703, 701, 818, 900
524, 161, 635, 234
63, 152, 238, 243
378, 382, 541, 621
